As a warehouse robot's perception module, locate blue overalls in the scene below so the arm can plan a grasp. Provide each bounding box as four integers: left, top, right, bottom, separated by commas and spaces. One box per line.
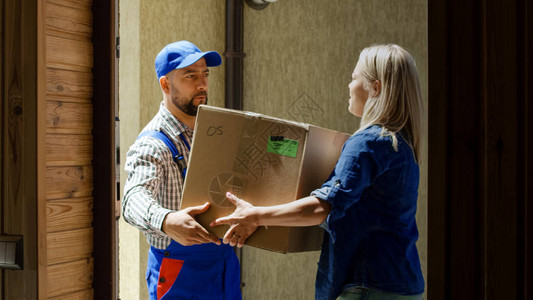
139, 130, 242, 299
146, 241, 241, 300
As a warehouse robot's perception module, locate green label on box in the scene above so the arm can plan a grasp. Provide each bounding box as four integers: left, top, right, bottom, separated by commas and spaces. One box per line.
267, 136, 299, 158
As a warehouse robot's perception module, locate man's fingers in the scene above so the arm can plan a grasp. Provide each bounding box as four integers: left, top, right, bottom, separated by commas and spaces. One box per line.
209, 232, 221, 245
179, 228, 220, 246
192, 221, 221, 245
200, 231, 221, 245
185, 202, 210, 216
192, 232, 220, 245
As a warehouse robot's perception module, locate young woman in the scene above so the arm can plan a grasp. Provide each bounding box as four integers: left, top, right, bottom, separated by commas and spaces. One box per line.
211, 44, 425, 300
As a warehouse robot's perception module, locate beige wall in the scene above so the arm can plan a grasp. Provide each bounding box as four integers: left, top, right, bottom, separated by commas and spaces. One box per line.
118, 0, 143, 298
119, 1, 427, 299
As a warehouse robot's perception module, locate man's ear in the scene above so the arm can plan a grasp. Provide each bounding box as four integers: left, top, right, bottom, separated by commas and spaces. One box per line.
372, 80, 381, 97
159, 76, 170, 94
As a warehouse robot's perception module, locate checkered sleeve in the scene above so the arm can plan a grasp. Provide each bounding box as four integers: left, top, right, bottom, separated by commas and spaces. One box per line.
122, 138, 174, 238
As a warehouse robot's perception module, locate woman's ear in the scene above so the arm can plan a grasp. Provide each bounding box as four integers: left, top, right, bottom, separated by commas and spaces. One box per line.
372, 80, 382, 97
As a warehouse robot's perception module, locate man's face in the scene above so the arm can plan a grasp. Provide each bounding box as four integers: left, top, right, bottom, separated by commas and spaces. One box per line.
165, 58, 209, 116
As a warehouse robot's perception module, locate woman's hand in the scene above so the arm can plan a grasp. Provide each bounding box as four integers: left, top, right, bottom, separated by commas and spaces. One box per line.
210, 192, 259, 248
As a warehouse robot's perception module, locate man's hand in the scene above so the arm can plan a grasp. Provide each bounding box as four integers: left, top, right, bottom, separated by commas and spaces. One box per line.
210, 192, 259, 248
162, 202, 221, 246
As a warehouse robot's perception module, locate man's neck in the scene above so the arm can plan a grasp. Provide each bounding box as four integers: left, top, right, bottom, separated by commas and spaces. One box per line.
163, 101, 196, 130
175, 111, 196, 130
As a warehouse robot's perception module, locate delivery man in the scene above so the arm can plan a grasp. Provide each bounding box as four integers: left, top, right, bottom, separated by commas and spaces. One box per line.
122, 40, 241, 300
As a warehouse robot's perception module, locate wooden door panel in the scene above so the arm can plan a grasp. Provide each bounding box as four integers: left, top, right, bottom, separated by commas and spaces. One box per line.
1, 0, 38, 299
46, 68, 93, 100
45, 166, 93, 200
47, 228, 93, 265
46, 101, 93, 135
45, 2, 92, 40
46, 197, 93, 232
48, 289, 94, 300
46, 134, 93, 166
47, 258, 93, 298
46, 35, 93, 72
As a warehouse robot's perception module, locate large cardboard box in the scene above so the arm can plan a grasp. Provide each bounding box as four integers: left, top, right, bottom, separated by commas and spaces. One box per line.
181, 105, 350, 253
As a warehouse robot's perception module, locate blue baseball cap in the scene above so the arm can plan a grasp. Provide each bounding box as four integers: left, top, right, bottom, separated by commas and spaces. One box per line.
154, 40, 222, 78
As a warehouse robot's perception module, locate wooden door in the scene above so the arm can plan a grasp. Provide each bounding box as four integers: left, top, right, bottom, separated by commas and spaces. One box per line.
428, 0, 532, 298
41, 0, 95, 298
41, 0, 118, 298
1, 0, 38, 299
1, 0, 116, 299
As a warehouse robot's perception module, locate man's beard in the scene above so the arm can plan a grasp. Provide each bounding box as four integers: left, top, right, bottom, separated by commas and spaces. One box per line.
172, 92, 208, 116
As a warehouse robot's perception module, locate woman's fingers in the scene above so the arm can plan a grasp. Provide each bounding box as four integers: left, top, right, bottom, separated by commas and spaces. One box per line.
225, 192, 240, 205
210, 215, 236, 227
236, 235, 245, 248
229, 234, 239, 247
222, 224, 237, 244
221, 224, 248, 247
229, 232, 245, 248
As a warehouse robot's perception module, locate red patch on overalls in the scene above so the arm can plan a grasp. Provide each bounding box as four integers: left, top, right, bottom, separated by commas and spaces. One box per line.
157, 257, 184, 300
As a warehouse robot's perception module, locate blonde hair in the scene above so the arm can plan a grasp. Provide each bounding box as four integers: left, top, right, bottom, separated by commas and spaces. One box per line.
355, 44, 424, 163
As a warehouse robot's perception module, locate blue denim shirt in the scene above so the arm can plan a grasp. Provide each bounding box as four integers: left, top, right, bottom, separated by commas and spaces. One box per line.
312, 125, 424, 300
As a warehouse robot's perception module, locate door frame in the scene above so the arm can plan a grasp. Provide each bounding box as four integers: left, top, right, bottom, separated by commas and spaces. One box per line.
92, 0, 118, 298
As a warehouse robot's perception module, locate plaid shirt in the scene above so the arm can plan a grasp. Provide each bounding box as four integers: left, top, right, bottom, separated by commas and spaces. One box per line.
122, 102, 193, 249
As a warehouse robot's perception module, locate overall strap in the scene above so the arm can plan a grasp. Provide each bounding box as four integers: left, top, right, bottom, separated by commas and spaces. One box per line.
137, 130, 188, 178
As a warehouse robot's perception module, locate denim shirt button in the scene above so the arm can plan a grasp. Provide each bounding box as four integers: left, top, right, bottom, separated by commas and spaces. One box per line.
334, 179, 341, 187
